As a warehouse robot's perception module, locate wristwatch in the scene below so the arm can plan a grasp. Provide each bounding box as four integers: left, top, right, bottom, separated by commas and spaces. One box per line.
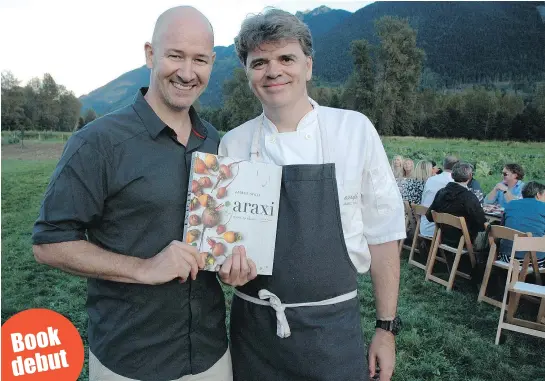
375, 316, 402, 336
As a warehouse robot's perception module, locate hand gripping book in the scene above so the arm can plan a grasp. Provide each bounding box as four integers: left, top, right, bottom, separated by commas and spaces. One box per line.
183, 152, 282, 275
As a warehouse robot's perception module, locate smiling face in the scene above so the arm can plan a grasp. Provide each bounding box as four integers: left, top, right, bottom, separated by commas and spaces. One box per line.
393, 156, 403, 168
245, 39, 312, 110
403, 159, 414, 173
145, 13, 215, 111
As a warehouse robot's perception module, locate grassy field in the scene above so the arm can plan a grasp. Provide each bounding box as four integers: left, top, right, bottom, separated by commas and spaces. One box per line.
1, 130, 71, 145
382, 137, 545, 192
2, 138, 545, 381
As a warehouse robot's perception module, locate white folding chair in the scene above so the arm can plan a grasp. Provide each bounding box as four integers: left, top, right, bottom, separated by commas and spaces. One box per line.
425, 212, 476, 291
496, 236, 545, 344
478, 226, 533, 308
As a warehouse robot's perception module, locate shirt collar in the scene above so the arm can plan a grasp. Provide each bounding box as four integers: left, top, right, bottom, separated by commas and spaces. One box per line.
132, 87, 208, 140
262, 97, 320, 134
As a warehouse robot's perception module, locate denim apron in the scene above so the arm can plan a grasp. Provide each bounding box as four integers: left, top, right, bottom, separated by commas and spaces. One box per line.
230, 111, 368, 381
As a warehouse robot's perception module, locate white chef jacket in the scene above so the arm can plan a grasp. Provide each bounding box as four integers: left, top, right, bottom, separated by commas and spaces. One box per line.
218, 99, 406, 273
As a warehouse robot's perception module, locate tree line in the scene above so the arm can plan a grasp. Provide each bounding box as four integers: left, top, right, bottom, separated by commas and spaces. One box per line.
1, 72, 98, 134
201, 16, 545, 142
2, 16, 544, 142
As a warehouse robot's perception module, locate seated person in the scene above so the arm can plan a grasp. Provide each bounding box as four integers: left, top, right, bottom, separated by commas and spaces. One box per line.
468, 173, 484, 205
420, 155, 458, 237
400, 160, 433, 204
425, 162, 486, 247
431, 160, 442, 175
391, 155, 404, 180
499, 181, 545, 268
484, 163, 525, 208
403, 158, 415, 179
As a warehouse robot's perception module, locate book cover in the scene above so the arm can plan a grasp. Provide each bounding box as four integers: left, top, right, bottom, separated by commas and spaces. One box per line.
183, 152, 282, 275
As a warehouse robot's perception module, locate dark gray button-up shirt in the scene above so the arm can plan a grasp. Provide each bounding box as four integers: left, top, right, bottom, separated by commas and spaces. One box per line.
32, 88, 227, 381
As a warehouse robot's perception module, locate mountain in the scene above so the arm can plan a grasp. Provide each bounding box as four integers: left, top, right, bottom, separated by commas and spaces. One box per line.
80, 2, 545, 115
295, 6, 351, 39
79, 6, 351, 115
314, 1, 545, 85
79, 66, 151, 116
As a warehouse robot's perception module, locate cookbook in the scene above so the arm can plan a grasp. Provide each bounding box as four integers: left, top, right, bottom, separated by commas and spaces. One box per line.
183, 152, 282, 275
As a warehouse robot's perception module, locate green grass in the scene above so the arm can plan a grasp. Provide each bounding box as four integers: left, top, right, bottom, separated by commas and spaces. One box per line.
2, 139, 545, 380
1, 130, 71, 145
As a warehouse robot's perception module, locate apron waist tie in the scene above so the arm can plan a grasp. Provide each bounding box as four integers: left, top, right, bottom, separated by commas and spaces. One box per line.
234, 289, 358, 338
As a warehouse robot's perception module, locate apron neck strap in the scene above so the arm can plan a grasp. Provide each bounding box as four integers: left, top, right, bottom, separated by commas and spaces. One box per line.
250, 106, 333, 164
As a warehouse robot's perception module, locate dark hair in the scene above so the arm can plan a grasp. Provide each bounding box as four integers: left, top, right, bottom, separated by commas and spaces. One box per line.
234, 8, 313, 66
451, 162, 473, 183
443, 155, 459, 171
504, 163, 525, 180
522, 181, 545, 199
431, 160, 437, 167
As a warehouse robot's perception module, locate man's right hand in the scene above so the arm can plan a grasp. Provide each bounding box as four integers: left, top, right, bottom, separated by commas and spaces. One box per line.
137, 241, 204, 285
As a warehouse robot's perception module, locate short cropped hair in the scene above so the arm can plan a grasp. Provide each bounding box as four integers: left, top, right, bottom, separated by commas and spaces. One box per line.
451, 162, 473, 183
522, 181, 545, 199
443, 155, 459, 171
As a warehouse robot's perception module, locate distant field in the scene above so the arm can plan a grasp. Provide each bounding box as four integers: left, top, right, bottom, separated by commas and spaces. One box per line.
3, 134, 543, 192
1, 130, 71, 145
381, 137, 545, 192
2, 137, 544, 381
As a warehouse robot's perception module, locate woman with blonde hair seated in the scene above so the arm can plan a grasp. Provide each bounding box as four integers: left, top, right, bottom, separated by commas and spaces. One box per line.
400, 160, 433, 204
403, 158, 415, 179
400, 160, 433, 242
391, 155, 404, 180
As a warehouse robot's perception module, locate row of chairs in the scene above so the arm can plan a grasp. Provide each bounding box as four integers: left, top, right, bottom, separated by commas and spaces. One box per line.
399, 201, 545, 343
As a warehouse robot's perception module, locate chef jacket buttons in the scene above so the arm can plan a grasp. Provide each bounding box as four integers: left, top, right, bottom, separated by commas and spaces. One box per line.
305, 133, 312, 140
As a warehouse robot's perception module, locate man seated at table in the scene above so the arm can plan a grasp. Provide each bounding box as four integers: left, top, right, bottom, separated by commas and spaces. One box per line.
484, 163, 525, 208
425, 162, 486, 247
420, 155, 458, 238
499, 181, 545, 268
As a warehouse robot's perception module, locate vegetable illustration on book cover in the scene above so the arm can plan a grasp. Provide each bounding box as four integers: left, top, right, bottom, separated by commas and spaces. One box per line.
183, 152, 282, 275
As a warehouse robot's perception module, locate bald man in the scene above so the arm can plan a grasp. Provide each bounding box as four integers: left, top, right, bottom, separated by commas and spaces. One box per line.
32, 7, 249, 381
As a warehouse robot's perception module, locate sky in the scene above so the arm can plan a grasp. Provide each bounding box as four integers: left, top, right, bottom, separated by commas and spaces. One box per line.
0, 0, 372, 97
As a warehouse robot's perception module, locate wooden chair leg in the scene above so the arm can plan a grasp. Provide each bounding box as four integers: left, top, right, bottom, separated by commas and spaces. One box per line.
408, 219, 426, 269
506, 291, 521, 323
496, 289, 510, 345
424, 239, 433, 269
439, 249, 451, 274
426, 231, 440, 281
504, 254, 531, 321
423, 229, 438, 271
530, 254, 542, 285
478, 245, 497, 303
537, 298, 545, 325
447, 248, 464, 291
409, 235, 418, 260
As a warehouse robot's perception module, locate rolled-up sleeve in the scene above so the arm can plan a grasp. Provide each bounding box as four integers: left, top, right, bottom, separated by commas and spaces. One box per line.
360, 124, 406, 245
32, 135, 109, 245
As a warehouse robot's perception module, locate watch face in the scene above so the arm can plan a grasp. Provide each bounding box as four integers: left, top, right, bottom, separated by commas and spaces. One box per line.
392, 316, 402, 335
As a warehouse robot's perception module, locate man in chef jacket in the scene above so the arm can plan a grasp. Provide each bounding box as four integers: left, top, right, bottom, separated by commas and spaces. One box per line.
218, 8, 405, 381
